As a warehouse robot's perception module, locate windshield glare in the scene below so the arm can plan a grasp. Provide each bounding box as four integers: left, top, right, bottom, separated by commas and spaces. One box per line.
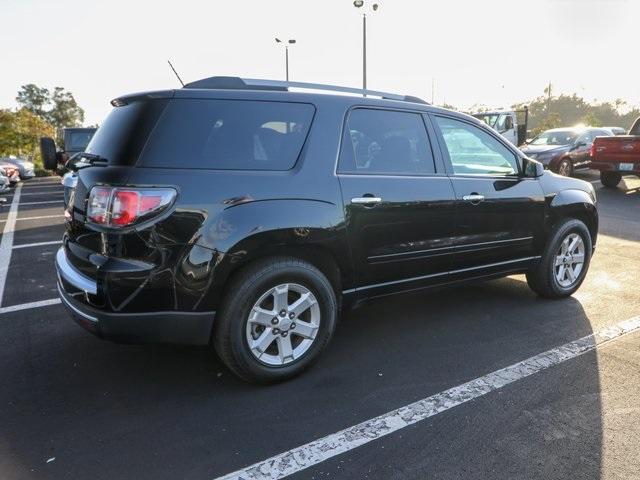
530, 130, 578, 146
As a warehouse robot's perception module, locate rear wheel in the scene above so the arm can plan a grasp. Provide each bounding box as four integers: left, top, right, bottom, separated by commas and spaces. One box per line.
600, 171, 621, 188
556, 158, 573, 177
213, 257, 337, 383
526, 218, 592, 299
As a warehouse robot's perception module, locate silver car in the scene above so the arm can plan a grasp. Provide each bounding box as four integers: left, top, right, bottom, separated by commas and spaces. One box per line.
1, 157, 35, 179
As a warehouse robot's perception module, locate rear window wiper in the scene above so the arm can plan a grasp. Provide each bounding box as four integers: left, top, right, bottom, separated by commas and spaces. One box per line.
69, 152, 109, 171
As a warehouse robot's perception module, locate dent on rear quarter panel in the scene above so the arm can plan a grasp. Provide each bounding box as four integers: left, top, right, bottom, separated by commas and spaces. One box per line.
189, 198, 352, 311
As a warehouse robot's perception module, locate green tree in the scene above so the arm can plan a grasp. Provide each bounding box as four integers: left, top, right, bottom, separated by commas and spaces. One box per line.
16, 84, 50, 118
48, 87, 85, 134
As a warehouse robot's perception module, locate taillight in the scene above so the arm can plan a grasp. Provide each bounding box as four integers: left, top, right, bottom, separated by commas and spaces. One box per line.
87, 187, 176, 227
590, 143, 596, 158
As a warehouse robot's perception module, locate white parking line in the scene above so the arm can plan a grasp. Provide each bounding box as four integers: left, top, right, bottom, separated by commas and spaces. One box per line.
215, 315, 640, 480
13, 240, 61, 250
0, 298, 61, 314
18, 191, 64, 197
0, 214, 65, 223
0, 184, 21, 306
19, 200, 62, 206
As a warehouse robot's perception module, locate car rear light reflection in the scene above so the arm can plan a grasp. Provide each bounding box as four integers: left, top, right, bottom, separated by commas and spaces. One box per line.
87, 187, 176, 227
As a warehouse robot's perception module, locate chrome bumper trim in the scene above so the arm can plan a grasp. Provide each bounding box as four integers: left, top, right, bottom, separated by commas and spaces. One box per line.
57, 283, 98, 323
55, 247, 98, 295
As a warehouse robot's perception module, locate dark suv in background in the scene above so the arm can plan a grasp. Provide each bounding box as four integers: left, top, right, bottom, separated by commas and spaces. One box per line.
48, 77, 598, 383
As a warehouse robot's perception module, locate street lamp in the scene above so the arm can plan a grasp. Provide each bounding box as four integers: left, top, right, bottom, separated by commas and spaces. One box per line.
353, 0, 379, 92
275, 38, 296, 82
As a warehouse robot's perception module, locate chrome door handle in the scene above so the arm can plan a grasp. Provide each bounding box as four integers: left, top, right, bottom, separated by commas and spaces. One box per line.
462, 194, 485, 203
351, 196, 382, 204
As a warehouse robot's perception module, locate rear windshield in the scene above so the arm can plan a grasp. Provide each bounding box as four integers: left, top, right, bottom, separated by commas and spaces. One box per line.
85, 99, 168, 166
140, 99, 315, 170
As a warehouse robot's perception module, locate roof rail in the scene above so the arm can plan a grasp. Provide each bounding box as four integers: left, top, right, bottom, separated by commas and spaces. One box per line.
182, 76, 428, 105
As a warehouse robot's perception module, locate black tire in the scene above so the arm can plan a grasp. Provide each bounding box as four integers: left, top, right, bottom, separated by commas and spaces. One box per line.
526, 218, 592, 299
213, 257, 338, 384
556, 158, 573, 177
600, 171, 621, 188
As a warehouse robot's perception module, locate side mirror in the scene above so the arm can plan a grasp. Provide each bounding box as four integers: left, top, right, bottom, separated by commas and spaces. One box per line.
39, 137, 58, 170
523, 157, 544, 177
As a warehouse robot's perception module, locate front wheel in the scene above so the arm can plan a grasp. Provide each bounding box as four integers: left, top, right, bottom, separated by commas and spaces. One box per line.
213, 257, 337, 383
526, 219, 592, 299
556, 159, 573, 177
600, 171, 621, 188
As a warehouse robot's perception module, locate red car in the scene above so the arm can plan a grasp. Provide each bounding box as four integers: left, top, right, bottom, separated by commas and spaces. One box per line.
590, 117, 640, 187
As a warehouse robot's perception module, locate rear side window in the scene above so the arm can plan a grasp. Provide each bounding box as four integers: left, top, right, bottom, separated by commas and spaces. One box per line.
86, 99, 168, 166
339, 108, 435, 175
141, 99, 315, 170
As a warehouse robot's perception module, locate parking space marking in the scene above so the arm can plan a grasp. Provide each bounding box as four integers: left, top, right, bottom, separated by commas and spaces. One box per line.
215, 315, 640, 480
0, 298, 61, 314
0, 214, 65, 223
20, 200, 62, 206
13, 240, 61, 250
19, 191, 64, 197
0, 184, 21, 305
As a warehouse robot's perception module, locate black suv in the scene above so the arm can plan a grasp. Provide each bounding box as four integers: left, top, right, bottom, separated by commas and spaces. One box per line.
52, 77, 598, 383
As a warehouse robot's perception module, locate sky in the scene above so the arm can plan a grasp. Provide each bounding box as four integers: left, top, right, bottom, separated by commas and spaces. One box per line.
1, 0, 638, 125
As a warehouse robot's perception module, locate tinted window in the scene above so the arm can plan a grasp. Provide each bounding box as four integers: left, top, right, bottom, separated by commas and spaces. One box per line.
339, 109, 435, 175
67, 131, 95, 151
434, 116, 518, 176
141, 99, 315, 170
577, 131, 594, 145
86, 99, 168, 166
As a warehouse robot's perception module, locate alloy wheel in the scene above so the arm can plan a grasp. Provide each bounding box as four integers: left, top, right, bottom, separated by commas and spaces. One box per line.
245, 283, 320, 366
554, 233, 585, 287
558, 161, 571, 177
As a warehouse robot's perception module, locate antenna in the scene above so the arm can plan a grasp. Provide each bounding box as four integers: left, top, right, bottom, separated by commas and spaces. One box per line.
167, 60, 185, 87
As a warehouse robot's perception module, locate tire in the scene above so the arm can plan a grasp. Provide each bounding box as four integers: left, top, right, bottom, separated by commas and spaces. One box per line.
213, 257, 338, 384
556, 158, 573, 177
526, 218, 592, 299
600, 171, 621, 188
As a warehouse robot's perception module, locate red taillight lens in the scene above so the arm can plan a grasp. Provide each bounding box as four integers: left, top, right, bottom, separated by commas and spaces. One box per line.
87, 187, 176, 227
590, 143, 596, 158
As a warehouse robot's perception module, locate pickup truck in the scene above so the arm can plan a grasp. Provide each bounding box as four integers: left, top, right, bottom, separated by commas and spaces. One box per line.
590, 117, 640, 187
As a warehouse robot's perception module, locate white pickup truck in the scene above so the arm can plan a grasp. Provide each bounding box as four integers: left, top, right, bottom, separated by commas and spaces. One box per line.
472, 107, 529, 147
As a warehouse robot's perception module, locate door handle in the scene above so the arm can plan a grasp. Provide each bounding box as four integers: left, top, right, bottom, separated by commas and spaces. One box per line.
462, 194, 485, 203
351, 196, 382, 205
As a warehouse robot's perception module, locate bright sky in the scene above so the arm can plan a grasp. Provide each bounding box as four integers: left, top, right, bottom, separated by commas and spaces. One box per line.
1, 0, 637, 125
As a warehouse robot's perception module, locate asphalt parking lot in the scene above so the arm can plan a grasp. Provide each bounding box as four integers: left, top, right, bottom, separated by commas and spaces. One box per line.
1, 171, 639, 480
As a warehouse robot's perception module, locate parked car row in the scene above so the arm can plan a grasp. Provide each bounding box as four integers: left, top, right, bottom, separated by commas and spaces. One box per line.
0, 157, 35, 192
519, 119, 640, 184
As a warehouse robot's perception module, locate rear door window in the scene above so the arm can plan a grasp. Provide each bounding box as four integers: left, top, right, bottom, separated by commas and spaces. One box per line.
339, 108, 436, 175
141, 99, 315, 170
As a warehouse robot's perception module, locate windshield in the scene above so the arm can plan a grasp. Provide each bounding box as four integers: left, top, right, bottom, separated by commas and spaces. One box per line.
530, 130, 578, 146
473, 114, 500, 128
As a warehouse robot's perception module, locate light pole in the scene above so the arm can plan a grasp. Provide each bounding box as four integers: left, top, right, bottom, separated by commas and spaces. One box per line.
275, 38, 296, 82
352, 0, 379, 92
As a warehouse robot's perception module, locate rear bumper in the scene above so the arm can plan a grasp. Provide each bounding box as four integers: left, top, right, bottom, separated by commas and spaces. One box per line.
55, 247, 215, 345
590, 161, 640, 174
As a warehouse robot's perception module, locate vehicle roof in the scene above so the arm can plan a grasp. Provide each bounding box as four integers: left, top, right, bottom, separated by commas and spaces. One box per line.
111, 76, 482, 124
543, 126, 607, 133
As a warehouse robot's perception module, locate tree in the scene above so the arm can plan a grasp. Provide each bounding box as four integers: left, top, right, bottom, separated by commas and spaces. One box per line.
15, 84, 85, 141
48, 87, 85, 132
16, 84, 50, 118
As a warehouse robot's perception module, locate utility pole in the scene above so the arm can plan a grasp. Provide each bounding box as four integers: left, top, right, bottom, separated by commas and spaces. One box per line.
431, 78, 435, 104
547, 81, 552, 114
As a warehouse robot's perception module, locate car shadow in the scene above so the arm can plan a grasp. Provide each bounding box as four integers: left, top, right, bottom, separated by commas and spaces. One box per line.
0, 276, 603, 479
